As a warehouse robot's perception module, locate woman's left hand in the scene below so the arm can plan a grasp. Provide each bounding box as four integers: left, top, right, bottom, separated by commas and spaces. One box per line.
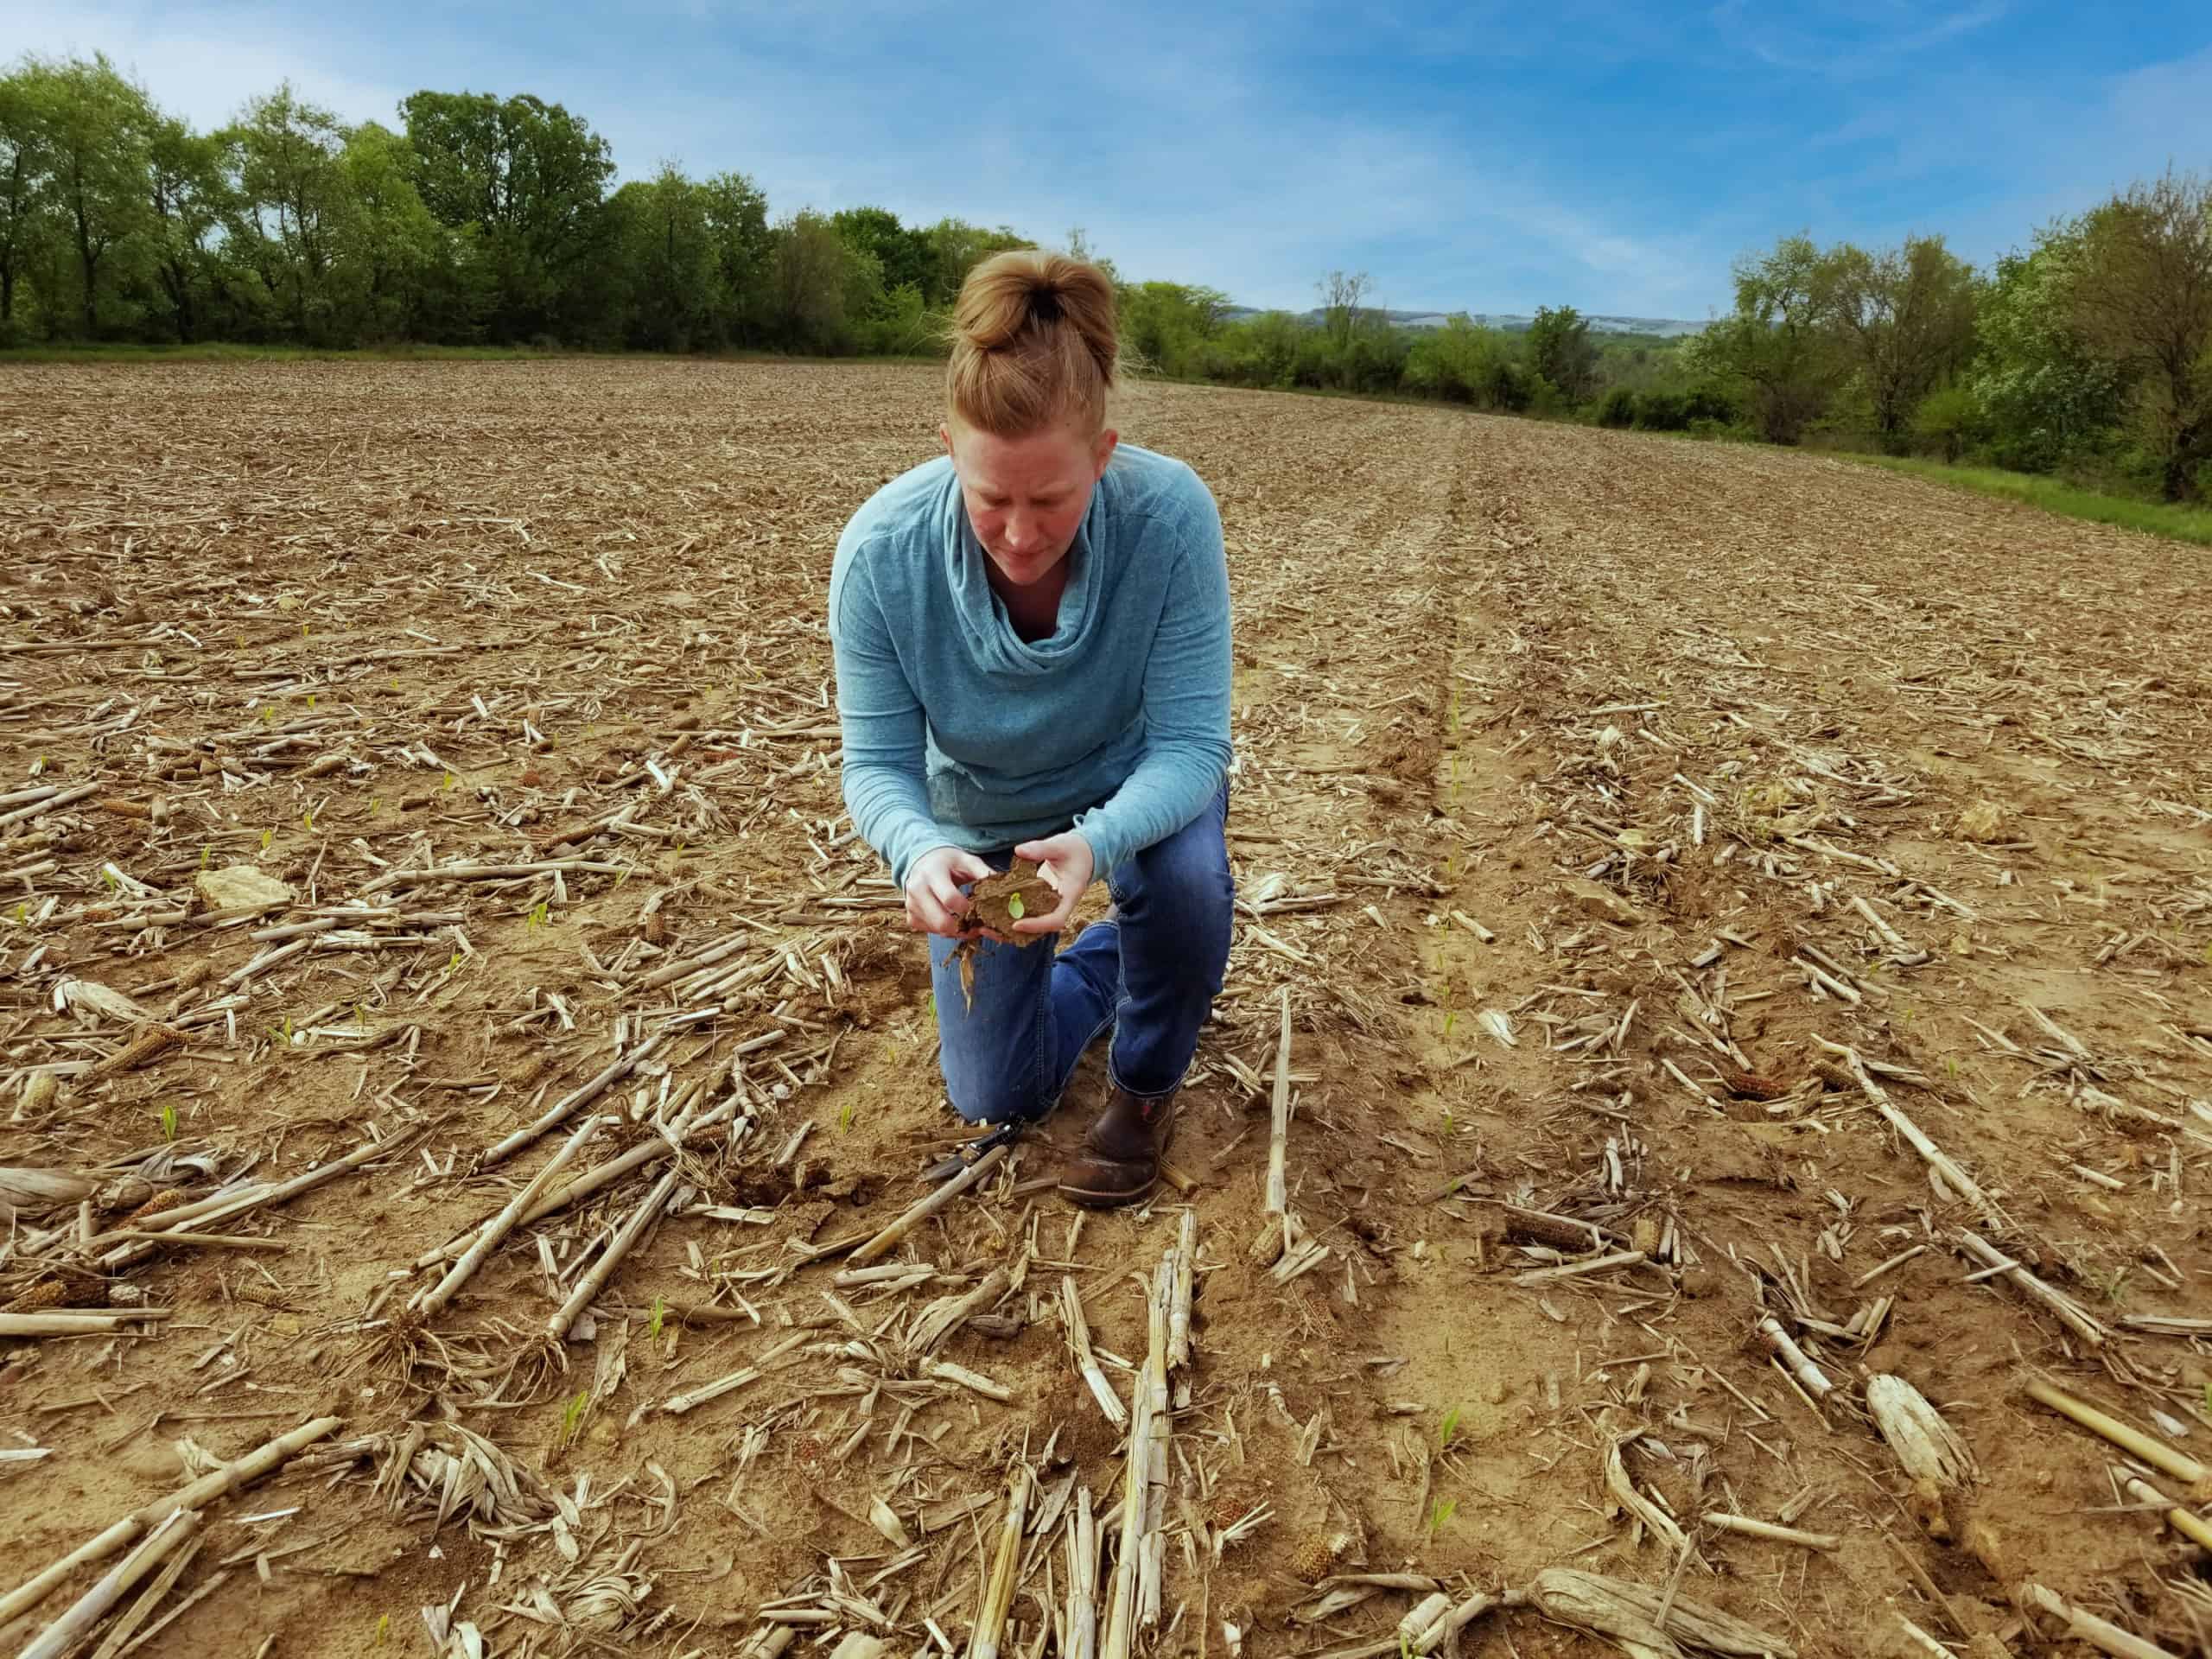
1009, 831, 1095, 936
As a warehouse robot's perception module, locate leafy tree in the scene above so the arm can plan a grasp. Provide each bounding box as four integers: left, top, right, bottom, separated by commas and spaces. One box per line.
401, 90, 616, 340
702, 169, 772, 342
1526, 305, 1598, 403
1402, 315, 1527, 409
1827, 235, 1978, 450
0, 67, 49, 330
336, 122, 444, 341
832, 205, 930, 303
2067, 171, 2212, 501
226, 86, 353, 341
918, 216, 1028, 306
1122, 280, 1231, 378
617, 164, 719, 351
771, 208, 878, 353
21, 54, 155, 336
1964, 238, 2120, 473
1688, 234, 1841, 443
143, 113, 230, 340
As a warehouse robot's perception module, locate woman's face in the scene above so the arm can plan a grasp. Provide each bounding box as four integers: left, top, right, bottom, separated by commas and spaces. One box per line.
942, 417, 1118, 589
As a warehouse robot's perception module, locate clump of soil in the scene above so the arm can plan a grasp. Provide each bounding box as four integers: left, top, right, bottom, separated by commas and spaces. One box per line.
963, 859, 1058, 942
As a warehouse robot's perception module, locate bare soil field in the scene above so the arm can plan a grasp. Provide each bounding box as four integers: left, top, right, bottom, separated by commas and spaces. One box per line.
1, 359, 2209, 1659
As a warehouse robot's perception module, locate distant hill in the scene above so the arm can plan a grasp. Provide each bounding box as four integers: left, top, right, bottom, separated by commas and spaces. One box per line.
1223, 306, 1707, 339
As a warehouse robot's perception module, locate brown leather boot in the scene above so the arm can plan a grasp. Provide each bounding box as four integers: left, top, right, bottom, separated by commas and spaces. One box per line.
1058, 1085, 1176, 1209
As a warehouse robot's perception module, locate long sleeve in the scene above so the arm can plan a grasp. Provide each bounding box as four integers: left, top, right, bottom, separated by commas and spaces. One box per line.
1070, 491, 1234, 874
829, 547, 952, 890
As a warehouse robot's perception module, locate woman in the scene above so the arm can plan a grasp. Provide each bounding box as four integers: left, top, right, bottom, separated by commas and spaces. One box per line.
828, 250, 1234, 1208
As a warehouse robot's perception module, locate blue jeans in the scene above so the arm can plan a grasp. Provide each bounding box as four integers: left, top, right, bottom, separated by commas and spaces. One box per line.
929, 787, 1234, 1125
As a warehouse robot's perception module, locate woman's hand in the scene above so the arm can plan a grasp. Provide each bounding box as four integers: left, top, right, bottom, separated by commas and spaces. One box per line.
1010, 831, 1096, 936
905, 845, 996, 938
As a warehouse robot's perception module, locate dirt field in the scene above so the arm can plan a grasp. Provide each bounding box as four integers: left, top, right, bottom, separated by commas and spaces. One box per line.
2, 359, 2209, 1659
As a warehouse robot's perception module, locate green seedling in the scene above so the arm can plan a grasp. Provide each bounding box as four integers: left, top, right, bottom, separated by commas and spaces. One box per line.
1424, 1496, 1458, 1541
1437, 1406, 1461, 1451
562, 1389, 589, 1443
1440, 1108, 1454, 1136
301, 622, 309, 637
100, 867, 118, 892
838, 1102, 856, 1133
307, 693, 316, 709
262, 704, 275, 725
159, 1103, 177, 1142
1442, 1011, 1458, 1040
374, 1612, 389, 1647
1007, 893, 1027, 921
11, 902, 24, 925
368, 797, 381, 817
260, 829, 272, 852
442, 771, 454, 791
302, 810, 315, 832
200, 844, 212, 869
925, 991, 937, 1020
648, 1295, 665, 1340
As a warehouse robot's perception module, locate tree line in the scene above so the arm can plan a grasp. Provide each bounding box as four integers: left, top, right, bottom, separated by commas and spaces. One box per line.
0, 54, 1027, 353
4, 53, 2207, 501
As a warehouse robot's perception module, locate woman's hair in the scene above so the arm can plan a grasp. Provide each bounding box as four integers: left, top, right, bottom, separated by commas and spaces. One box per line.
946, 250, 1119, 436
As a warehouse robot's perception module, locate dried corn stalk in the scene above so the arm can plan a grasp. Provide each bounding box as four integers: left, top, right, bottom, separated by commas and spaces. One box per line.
1526, 1567, 1796, 1659
0, 1168, 95, 1223
1866, 1374, 1976, 1540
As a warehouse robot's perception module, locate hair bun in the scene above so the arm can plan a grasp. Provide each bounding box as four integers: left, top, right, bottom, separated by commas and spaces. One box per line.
947, 251, 1120, 435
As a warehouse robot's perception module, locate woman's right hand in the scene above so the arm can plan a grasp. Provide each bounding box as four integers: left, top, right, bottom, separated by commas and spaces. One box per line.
905, 845, 997, 938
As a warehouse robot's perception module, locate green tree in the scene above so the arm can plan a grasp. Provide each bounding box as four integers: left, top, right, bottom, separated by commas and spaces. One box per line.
1966, 237, 2121, 473
1122, 280, 1231, 378
21, 54, 155, 337
0, 66, 51, 330
770, 208, 878, 353
226, 86, 354, 341
702, 169, 772, 342
1689, 234, 1842, 444
1525, 304, 1598, 403
1403, 315, 1528, 409
918, 216, 1029, 306
1827, 235, 1979, 450
2068, 171, 2212, 501
832, 205, 930, 302
401, 90, 616, 341
617, 163, 719, 351
142, 113, 230, 340
336, 122, 443, 341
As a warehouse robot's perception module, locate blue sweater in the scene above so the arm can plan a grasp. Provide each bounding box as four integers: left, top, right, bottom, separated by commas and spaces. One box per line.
829, 444, 1232, 889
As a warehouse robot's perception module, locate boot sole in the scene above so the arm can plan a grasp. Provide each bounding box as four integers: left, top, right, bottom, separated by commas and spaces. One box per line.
1057, 1172, 1160, 1210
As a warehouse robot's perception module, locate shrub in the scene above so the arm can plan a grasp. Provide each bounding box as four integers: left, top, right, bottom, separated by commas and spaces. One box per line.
1910, 385, 1979, 461
1634, 390, 1690, 431
1596, 386, 1637, 429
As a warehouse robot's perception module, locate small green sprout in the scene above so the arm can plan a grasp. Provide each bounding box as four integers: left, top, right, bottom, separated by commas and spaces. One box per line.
442, 771, 454, 791
1442, 1010, 1458, 1039
367, 797, 381, 816
1006, 893, 1026, 921
259, 829, 272, 852
838, 1102, 856, 1133
200, 844, 212, 869
302, 810, 315, 832
526, 900, 550, 930
925, 991, 937, 1019
374, 1611, 390, 1646
562, 1389, 589, 1442
11, 902, 24, 925
262, 704, 275, 725
648, 1295, 665, 1340
100, 867, 118, 892
1424, 1496, 1458, 1541
446, 950, 461, 974
159, 1103, 177, 1142
307, 693, 316, 709
1437, 1407, 1461, 1451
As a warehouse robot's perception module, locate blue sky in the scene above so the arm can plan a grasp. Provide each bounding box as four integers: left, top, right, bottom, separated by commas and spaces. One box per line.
11, 1, 2210, 317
